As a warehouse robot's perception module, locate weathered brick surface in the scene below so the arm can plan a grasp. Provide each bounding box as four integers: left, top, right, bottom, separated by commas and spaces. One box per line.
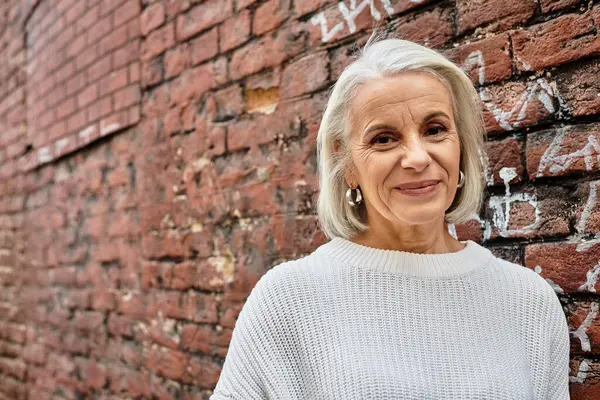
2, 0, 600, 398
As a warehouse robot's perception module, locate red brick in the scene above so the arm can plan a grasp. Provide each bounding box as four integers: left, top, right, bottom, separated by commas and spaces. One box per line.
253, 0, 290, 36
140, 22, 175, 61
64, 0, 85, 23
55, 61, 75, 85
66, 34, 87, 59
527, 123, 600, 180
305, 3, 374, 46
78, 83, 98, 108
540, 0, 579, 13
127, 15, 140, 39
77, 359, 107, 390
456, 0, 536, 33
443, 33, 511, 85
281, 51, 329, 99
293, 0, 329, 17
100, 109, 128, 136
99, 23, 128, 54
480, 80, 558, 135
566, 301, 600, 354
512, 13, 600, 72
76, 5, 99, 34
140, 2, 166, 36
485, 186, 572, 240
390, 7, 453, 49
129, 62, 140, 83
73, 311, 104, 333
145, 346, 187, 380
176, 0, 233, 41
164, 46, 189, 79
525, 241, 600, 294
189, 27, 218, 66
87, 15, 113, 46
163, 107, 182, 135
141, 58, 163, 88
56, 97, 76, 119
91, 290, 116, 311
86, 55, 111, 83
67, 109, 87, 133
66, 72, 86, 96
219, 9, 250, 52
485, 137, 524, 186
75, 42, 99, 71
574, 180, 600, 234
181, 292, 218, 323
209, 84, 244, 122
556, 60, 600, 117
100, 67, 129, 96
142, 231, 185, 259
169, 59, 227, 107
113, 40, 140, 69
113, 85, 141, 109
237, 0, 259, 10
87, 96, 112, 122
114, 0, 141, 28
230, 25, 306, 80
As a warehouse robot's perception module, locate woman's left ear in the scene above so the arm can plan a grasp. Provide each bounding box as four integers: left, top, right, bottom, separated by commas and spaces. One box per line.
344, 169, 356, 189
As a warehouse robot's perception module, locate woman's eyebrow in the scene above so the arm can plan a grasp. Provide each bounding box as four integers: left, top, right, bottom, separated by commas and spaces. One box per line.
362, 111, 451, 137
363, 124, 397, 137
423, 111, 451, 121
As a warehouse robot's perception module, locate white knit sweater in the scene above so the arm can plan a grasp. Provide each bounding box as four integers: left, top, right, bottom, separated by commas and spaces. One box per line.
210, 237, 571, 399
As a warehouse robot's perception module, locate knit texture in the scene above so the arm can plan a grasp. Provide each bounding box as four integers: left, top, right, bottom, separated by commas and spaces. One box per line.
210, 237, 571, 399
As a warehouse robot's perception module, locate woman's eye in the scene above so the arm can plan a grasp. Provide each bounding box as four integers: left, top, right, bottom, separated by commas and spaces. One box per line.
372, 135, 393, 145
427, 125, 447, 136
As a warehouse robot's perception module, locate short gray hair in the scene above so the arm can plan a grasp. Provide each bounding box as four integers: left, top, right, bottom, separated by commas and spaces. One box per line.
316, 34, 487, 240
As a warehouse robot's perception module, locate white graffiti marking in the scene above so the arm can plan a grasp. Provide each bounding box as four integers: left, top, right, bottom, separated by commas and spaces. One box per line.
485, 167, 540, 239
571, 301, 598, 352
577, 181, 599, 235
537, 128, 600, 177
578, 261, 600, 293
569, 359, 591, 383
460, 51, 557, 131
311, 0, 394, 42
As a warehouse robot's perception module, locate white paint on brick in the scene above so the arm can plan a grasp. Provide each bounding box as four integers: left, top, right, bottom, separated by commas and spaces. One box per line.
572, 301, 598, 352
78, 125, 96, 144
536, 127, 600, 177
100, 121, 121, 136
38, 146, 52, 164
485, 167, 540, 239
311, 0, 394, 42
569, 359, 591, 383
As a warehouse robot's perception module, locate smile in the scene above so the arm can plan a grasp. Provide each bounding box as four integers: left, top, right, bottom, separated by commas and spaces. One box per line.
394, 181, 440, 197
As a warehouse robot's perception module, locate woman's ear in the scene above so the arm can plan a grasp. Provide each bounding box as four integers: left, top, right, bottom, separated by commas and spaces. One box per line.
344, 168, 357, 189
333, 139, 341, 153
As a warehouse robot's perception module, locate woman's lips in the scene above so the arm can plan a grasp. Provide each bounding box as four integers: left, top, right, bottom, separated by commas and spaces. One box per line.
394, 181, 440, 196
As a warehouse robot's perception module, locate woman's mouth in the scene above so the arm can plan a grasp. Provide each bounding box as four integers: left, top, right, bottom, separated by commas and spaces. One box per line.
394, 181, 440, 197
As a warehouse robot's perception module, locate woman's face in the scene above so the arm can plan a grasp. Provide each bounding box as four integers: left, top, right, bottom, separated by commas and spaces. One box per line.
345, 71, 462, 227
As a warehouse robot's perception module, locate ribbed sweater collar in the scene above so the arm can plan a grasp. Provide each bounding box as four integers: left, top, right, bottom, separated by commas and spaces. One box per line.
316, 237, 494, 278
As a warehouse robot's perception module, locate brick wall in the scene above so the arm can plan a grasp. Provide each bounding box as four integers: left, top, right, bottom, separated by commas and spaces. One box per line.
1, 0, 599, 398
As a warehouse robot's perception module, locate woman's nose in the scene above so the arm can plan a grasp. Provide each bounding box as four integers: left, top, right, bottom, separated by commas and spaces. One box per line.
399, 136, 431, 171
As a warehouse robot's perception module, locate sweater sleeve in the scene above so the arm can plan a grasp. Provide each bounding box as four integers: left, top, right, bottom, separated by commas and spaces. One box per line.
544, 284, 571, 400
209, 270, 277, 400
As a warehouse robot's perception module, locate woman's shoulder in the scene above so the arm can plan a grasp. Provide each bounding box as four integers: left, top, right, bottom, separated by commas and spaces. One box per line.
487, 254, 561, 299
257, 249, 330, 289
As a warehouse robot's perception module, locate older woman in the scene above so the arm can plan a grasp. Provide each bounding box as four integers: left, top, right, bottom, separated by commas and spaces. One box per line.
210, 36, 571, 399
